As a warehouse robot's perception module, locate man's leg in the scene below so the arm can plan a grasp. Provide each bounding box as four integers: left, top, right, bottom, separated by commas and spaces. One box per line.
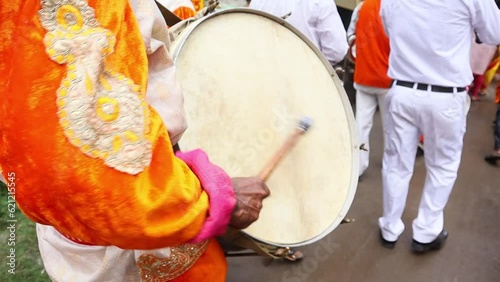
494, 102, 500, 151
412, 91, 467, 243
379, 86, 420, 242
376, 89, 389, 135
356, 87, 380, 177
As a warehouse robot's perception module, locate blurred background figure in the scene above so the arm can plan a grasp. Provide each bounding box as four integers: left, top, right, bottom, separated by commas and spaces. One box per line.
485, 79, 500, 165
249, 0, 348, 65
469, 35, 498, 102
347, 0, 390, 178
479, 47, 500, 96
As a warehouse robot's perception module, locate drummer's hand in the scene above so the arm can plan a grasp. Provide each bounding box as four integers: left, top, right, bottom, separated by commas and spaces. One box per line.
229, 177, 270, 229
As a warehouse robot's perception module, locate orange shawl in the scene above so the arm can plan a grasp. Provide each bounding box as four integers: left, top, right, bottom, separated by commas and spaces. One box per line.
0, 0, 209, 250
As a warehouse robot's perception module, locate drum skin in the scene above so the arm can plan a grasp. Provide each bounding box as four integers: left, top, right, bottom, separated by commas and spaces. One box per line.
170, 8, 359, 247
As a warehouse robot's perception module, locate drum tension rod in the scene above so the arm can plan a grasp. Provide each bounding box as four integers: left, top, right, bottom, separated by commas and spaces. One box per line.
359, 143, 368, 152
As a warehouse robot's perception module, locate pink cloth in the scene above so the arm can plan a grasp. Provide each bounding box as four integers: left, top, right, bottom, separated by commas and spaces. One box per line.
470, 40, 497, 74
175, 149, 236, 243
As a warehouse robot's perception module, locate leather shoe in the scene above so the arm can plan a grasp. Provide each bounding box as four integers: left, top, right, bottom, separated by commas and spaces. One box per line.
380, 231, 397, 249
411, 230, 448, 254
484, 153, 500, 165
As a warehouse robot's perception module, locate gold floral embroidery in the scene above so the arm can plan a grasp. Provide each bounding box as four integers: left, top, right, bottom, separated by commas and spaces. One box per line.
38, 0, 152, 175
137, 241, 209, 281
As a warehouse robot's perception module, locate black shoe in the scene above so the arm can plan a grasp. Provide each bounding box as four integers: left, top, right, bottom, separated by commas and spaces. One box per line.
380, 231, 397, 249
411, 230, 448, 254
484, 153, 500, 165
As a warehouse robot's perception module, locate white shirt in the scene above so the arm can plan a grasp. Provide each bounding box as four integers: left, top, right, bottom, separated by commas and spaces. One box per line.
129, 0, 188, 144
346, 1, 364, 39
380, 0, 500, 87
250, 0, 348, 65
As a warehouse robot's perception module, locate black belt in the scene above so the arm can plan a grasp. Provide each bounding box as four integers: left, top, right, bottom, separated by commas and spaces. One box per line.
392, 80, 466, 93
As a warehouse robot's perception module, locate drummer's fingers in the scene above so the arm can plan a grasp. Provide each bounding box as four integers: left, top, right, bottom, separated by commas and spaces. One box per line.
261, 182, 271, 198
254, 179, 270, 198
241, 198, 263, 212
238, 211, 259, 229
249, 208, 260, 222
253, 200, 263, 211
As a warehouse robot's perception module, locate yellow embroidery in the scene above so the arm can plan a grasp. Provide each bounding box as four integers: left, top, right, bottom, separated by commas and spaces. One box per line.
137, 241, 210, 281
39, 0, 152, 175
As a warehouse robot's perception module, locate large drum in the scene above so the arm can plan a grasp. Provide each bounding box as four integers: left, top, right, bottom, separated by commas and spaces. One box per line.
170, 8, 358, 247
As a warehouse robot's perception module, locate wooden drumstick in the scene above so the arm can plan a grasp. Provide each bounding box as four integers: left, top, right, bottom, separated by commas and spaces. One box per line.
258, 117, 312, 181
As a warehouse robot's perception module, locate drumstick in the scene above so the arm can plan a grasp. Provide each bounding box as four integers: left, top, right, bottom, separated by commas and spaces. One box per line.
258, 117, 312, 181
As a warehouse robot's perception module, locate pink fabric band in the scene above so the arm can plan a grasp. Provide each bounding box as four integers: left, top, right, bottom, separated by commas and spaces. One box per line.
175, 149, 236, 243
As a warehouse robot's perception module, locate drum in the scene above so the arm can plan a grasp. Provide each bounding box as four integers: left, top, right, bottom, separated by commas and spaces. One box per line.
170, 8, 359, 247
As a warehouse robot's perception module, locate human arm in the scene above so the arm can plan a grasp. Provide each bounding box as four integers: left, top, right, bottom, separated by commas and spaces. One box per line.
175, 150, 270, 242
379, 0, 391, 37
346, 1, 364, 39
471, 0, 500, 45
316, 0, 349, 65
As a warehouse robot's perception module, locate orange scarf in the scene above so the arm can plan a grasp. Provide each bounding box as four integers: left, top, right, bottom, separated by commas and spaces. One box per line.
0, 0, 209, 250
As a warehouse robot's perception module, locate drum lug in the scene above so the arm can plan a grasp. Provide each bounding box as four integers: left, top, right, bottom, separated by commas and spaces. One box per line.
272, 247, 304, 262
359, 143, 368, 151
206, 0, 220, 14
341, 218, 355, 224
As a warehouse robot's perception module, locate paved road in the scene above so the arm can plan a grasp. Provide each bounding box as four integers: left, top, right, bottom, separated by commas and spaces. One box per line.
227, 85, 500, 282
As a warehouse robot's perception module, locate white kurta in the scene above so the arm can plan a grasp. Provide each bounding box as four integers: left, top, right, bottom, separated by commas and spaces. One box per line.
249, 0, 348, 65
470, 39, 498, 75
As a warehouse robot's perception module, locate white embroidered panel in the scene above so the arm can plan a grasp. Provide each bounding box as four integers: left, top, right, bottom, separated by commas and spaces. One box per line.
38, 0, 152, 175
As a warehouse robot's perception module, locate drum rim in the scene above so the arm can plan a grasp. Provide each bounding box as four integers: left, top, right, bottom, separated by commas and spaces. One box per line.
171, 8, 360, 247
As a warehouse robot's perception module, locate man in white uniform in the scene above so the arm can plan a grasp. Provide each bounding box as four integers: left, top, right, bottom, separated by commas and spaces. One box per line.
379, 0, 500, 253
249, 0, 348, 65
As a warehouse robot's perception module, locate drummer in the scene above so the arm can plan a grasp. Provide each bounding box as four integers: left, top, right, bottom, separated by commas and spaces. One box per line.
249, 0, 348, 65
1, 0, 269, 281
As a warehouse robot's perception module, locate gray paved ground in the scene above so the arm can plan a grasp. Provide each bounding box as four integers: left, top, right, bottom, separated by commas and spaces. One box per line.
226, 84, 500, 282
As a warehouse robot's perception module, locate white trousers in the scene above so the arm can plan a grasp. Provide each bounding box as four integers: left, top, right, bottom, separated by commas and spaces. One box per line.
379, 84, 467, 243
36, 224, 142, 282
355, 83, 389, 177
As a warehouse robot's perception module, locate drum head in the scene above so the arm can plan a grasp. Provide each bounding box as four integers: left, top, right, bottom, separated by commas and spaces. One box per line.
171, 9, 358, 247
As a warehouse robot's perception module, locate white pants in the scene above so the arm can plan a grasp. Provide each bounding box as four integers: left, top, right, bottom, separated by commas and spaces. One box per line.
355, 83, 389, 177
36, 224, 212, 281
37, 224, 142, 282
379, 84, 467, 243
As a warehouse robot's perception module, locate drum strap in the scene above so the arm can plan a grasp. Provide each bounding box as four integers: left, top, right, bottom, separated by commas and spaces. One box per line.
220, 228, 283, 259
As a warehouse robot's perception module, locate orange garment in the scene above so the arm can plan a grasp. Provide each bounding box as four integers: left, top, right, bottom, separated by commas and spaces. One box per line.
191, 0, 204, 11
0, 0, 209, 250
353, 0, 392, 88
496, 81, 500, 104
138, 238, 227, 281
173, 6, 196, 19
481, 55, 500, 92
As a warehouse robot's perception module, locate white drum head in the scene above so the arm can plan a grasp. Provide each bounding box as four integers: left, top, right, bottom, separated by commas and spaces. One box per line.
171, 9, 358, 247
